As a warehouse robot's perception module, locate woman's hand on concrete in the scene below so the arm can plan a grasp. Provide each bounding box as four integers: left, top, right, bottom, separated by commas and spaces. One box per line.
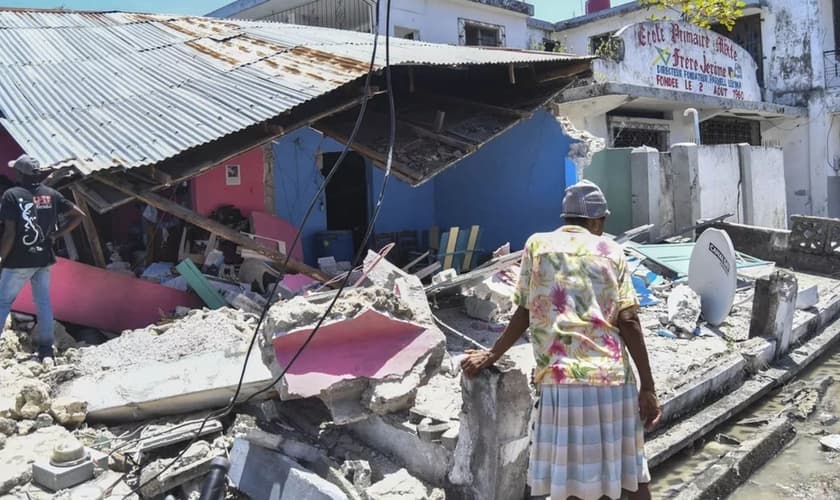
460, 349, 497, 378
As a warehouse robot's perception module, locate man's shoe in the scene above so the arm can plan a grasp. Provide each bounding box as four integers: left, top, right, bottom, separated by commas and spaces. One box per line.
42, 357, 54, 369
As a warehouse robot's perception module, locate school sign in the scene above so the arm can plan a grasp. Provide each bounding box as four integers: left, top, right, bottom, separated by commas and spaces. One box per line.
593, 21, 762, 102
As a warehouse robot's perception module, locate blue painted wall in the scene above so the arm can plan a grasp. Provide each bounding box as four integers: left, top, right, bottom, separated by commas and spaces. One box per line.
432, 109, 577, 252
367, 166, 436, 237
273, 111, 577, 265
272, 128, 344, 264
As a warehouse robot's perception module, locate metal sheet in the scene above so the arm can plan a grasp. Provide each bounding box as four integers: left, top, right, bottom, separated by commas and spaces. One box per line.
0, 9, 591, 176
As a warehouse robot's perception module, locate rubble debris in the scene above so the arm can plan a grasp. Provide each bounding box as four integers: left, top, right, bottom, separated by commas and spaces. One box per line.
229, 438, 348, 500
33, 413, 54, 430
362, 351, 438, 417
139, 440, 224, 498
667, 284, 702, 333
553, 114, 606, 175
50, 397, 88, 427
796, 284, 819, 309
820, 434, 840, 452
417, 419, 451, 443
0, 417, 15, 436
341, 460, 372, 490
364, 468, 445, 500
463, 296, 498, 323
17, 419, 36, 435
14, 379, 52, 420
818, 412, 838, 426
432, 269, 458, 285
779, 376, 834, 420
0, 425, 72, 495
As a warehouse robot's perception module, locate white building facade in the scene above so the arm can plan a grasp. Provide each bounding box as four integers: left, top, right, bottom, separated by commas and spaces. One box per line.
551, 0, 840, 219
208, 0, 550, 49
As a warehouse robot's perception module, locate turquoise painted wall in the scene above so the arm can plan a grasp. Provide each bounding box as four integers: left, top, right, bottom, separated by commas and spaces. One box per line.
583, 148, 634, 235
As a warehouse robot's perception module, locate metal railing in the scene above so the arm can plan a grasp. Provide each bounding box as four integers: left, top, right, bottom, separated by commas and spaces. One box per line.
261, 0, 375, 33
826, 50, 840, 88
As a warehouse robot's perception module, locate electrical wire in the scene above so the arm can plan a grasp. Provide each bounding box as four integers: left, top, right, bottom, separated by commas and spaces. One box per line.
120, 2, 394, 496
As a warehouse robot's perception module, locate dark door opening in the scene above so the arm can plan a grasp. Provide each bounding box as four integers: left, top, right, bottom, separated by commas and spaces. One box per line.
321, 151, 368, 254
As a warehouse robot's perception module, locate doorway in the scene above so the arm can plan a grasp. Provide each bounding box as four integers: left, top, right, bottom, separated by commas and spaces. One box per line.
320, 151, 369, 254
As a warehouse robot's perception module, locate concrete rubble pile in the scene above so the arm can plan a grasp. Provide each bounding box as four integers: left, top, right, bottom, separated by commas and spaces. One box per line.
0, 246, 521, 499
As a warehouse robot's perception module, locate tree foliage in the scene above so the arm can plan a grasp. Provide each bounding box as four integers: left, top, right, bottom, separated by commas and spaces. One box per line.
638, 0, 746, 31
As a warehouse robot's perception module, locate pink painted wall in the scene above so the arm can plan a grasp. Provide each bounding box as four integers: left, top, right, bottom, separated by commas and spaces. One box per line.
192, 148, 266, 218
13, 258, 202, 332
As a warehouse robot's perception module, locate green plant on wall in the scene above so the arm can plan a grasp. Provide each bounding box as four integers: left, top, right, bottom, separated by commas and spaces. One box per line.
638, 0, 746, 30
594, 37, 623, 61
531, 35, 567, 53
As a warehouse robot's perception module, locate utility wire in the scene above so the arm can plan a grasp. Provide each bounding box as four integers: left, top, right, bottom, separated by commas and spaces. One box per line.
121, 2, 396, 496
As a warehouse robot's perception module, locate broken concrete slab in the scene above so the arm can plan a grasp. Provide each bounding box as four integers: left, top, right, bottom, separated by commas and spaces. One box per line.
362, 350, 440, 417
463, 296, 498, 323
12, 258, 202, 332
229, 438, 347, 500
341, 460, 372, 490
57, 308, 273, 422
0, 425, 72, 495
364, 468, 445, 500
349, 414, 452, 487
269, 307, 444, 401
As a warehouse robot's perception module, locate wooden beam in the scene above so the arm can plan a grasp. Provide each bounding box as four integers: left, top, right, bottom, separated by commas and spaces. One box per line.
433, 111, 446, 134
70, 187, 107, 268
95, 176, 331, 283
417, 93, 531, 118
534, 60, 592, 84
396, 118, 476, 151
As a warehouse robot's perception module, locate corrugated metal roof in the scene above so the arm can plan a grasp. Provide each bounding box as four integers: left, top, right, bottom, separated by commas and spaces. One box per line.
0, 9, 590, 175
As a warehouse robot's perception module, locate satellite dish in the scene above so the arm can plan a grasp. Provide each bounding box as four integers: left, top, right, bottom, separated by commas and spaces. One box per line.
688, 229, 737, 326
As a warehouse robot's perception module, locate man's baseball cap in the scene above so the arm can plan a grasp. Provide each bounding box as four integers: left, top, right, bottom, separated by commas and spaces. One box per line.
561, 179, 610, 219
7, 155, 41, 176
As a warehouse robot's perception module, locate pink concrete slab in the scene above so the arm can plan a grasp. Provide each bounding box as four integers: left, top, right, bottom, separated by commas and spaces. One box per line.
12, 258, 203, 332
272, 309, 437, 398
250, 211, 304, 262
281, 273, 317, 293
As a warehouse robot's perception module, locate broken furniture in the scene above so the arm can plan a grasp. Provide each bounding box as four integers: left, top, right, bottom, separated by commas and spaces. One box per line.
437, 225, 485, 273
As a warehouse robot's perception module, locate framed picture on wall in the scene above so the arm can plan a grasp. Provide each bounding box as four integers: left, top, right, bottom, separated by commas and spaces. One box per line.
226, 165, 241, 186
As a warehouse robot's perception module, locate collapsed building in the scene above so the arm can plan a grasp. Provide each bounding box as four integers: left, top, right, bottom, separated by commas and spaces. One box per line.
2, 6, 840, 500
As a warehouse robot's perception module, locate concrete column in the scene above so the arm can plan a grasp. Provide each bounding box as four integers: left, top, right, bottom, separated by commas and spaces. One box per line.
630, 146, 661, 240
737, 144, 755, 226
670, 143, 700, 236
449, 359, 532, 500
749, 270, 798, 358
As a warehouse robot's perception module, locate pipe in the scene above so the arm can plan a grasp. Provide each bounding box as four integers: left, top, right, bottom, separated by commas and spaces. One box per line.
684, 108, 700, 144
198, 456, 230, 500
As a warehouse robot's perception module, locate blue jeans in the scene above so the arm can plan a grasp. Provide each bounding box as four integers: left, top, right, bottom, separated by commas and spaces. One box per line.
0, 267, 54, 359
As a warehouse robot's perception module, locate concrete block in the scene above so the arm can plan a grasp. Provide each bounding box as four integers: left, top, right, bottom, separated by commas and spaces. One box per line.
749, 270, 798, 358
796, 284, 819, 309
32, 458, 95, 492
449, 357, 532, 500
364, 469, 444, 500
464, 296, 498, 323
441, 426, 459, 451
670, 144, 701, 236
229, 439, 347, 500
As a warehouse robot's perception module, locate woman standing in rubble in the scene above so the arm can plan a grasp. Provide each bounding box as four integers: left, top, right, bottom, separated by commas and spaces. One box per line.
462, 179, 661, 500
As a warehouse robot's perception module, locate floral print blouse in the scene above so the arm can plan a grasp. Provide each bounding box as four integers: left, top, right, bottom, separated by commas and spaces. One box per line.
513, 226, 639, 386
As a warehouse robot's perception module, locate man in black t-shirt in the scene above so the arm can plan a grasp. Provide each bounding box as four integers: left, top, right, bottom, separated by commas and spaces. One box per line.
0, 155, 84, 362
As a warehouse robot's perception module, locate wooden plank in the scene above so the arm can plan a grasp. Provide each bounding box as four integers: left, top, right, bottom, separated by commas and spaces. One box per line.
95, 176, 330, 283
263, 143, 276, 215
176, 259, 227, 309
70, 187, 107, 268
451, 228, 469, 272
417, 93, 531, 118
367, 111, 475, 151
442, 227, 459, 271
462, 225, 481, 273
402, 250, 430, 272
63, 233, 79, 261
415, 261, 441, 280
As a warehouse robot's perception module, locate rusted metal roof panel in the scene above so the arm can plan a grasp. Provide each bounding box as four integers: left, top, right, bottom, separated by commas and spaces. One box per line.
0, 9, 590, 176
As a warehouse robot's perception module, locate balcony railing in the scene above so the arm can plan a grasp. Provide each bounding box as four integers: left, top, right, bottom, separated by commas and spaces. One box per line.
826, 50, 840, 88
261, 0, 375, 33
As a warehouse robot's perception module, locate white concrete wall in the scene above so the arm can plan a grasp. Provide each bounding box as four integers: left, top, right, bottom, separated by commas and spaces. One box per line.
740, 145, 788, 229
379, 0, 530, 48
761, 118, 811, 217
553, 8, 651, 55
696, 144, 744, 223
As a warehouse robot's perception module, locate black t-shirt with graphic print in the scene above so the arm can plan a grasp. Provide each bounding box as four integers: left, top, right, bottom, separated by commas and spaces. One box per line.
0, 184, 73, 268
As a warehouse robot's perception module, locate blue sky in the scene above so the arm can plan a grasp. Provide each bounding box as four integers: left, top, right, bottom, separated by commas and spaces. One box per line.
0, 0, 635, 21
